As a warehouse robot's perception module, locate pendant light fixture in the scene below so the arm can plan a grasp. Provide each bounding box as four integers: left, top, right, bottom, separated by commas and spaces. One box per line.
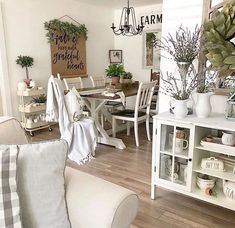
111, 0, 144, 36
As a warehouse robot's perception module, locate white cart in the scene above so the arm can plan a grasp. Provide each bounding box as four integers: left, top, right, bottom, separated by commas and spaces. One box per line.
17, 89, 52, 136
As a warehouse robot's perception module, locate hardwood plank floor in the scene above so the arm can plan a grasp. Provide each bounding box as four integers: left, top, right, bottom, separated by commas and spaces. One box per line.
31, 124, 235, 228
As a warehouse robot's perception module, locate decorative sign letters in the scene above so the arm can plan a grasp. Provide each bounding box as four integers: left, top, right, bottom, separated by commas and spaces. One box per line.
139, 11, 162, 30
50, 32, 87, 77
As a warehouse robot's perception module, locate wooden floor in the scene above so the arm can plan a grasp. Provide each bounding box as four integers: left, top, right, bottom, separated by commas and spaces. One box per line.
31, 124, 235, 228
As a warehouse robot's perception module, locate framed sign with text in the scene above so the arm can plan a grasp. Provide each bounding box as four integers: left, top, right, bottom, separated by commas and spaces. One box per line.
50, 31, 87, 78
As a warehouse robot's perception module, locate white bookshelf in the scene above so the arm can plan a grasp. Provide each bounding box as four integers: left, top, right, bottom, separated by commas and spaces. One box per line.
151, 112, 235, 211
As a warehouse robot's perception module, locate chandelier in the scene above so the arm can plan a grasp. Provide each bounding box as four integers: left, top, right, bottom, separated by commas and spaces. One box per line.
111, 0, 144, 36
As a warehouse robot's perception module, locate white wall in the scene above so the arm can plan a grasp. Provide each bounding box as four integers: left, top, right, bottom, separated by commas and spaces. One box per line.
114, 3, 162, 109
0, 3, 13, 116
114, 4, 162, 83
1, 0, 114, 117
158, 0, 204, 113
0, 89, 2, 115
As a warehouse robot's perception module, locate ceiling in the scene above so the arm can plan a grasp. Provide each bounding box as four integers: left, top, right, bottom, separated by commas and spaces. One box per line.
74, 0, 162, 9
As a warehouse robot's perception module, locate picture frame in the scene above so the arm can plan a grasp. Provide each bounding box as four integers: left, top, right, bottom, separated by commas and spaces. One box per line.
143, 30, 161, 69
109, 50, 123, 64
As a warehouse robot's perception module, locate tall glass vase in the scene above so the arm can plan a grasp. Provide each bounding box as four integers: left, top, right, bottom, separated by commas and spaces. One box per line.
177, 62, 192, 96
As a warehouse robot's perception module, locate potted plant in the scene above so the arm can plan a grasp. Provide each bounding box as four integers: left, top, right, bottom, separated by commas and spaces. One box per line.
154, 26, 201, 118
105, 64, 125, 85
122, 72, 133, 83
33, 94, 47, 105
16, 55, 34, 87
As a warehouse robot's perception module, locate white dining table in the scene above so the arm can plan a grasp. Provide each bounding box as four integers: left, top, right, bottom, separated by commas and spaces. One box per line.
78, 83, 139, 149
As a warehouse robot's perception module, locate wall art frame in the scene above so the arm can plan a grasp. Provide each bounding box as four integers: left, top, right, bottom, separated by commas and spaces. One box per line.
109, 50, 123, 64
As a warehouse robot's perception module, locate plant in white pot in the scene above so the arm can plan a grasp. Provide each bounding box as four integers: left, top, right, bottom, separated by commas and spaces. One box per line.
122, 71, 133, 84
16, 55, 34, 87
154, 26, 202, 118
161, 68, 202, 118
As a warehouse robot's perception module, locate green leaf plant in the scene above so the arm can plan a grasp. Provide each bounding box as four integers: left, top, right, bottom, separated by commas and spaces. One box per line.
44, 19, 88, 43
16, 55, 34, 80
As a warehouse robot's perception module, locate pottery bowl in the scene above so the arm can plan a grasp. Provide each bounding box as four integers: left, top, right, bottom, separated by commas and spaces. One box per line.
197, 175, 215, 190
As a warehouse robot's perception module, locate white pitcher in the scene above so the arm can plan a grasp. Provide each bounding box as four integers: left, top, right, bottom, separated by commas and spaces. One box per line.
173, 99, 188, 119
194, 92, 213, 118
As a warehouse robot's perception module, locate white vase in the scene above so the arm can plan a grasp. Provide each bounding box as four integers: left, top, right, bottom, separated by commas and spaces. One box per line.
173, 99, 188, 119
195, 92, 212, 118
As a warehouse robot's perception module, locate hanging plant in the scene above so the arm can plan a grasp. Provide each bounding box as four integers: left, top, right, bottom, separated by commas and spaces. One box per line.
203, 0, 235, 78
44, 19, 88, 43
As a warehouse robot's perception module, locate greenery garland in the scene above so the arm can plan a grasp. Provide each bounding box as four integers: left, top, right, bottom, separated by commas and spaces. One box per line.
44, 19, 88, 43
203, 0, 235, 78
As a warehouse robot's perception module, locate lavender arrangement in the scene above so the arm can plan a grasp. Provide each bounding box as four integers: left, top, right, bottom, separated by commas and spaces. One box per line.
154, 26, 202, 100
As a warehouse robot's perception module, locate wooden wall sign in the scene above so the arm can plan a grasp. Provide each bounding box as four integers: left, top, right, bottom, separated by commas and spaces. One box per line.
50, 31, 87, 78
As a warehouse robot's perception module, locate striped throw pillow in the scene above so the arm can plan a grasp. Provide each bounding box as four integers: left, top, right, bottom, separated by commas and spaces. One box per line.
0, 146, 22, 228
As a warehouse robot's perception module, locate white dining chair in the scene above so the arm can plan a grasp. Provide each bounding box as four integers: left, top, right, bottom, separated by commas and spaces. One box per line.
112, 81, 156, 147
90, 76, 124, 127
47, 75, 97, 165
90, 76, 106, 87
63, 76, 84, 90
150, 70, 160, 115
57, 74, 88, 116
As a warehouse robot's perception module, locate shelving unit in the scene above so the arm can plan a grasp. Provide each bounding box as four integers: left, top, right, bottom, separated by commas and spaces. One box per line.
17, 88, 52, 136
193, 167, 235, 182
151, 112, 235, 211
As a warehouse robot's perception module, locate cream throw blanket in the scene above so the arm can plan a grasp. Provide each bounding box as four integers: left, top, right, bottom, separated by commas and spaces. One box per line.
46, 76, 97, 165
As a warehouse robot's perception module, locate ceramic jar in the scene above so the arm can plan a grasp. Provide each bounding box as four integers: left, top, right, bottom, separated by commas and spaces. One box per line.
195, 92, 213, 118
222, 132, 235, 146
173, 99, 188, 119
223, 180, 235, 201
197, 175, 215, 192
201, 157, 224, 172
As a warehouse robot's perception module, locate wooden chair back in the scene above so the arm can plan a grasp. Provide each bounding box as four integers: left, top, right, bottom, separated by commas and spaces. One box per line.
134, 81, 156, 116
90, 76, 106, 87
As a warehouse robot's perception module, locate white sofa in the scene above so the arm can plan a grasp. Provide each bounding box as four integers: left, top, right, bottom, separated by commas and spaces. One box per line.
0, 117, 139, 228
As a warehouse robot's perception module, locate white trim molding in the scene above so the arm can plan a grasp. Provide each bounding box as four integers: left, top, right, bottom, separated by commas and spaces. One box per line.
0, 2, 13, 116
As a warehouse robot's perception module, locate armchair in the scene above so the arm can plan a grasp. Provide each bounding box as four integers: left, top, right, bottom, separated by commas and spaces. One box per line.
0, 117, 139, 228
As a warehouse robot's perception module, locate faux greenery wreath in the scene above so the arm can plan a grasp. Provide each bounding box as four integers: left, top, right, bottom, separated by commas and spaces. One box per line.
44, 19, 88, 43
203, 0, 235, 78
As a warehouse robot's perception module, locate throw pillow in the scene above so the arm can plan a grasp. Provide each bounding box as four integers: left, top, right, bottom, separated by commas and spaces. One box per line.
17, 140, 71, 228
0, 145, 22, 228
64, 87, 84, 122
